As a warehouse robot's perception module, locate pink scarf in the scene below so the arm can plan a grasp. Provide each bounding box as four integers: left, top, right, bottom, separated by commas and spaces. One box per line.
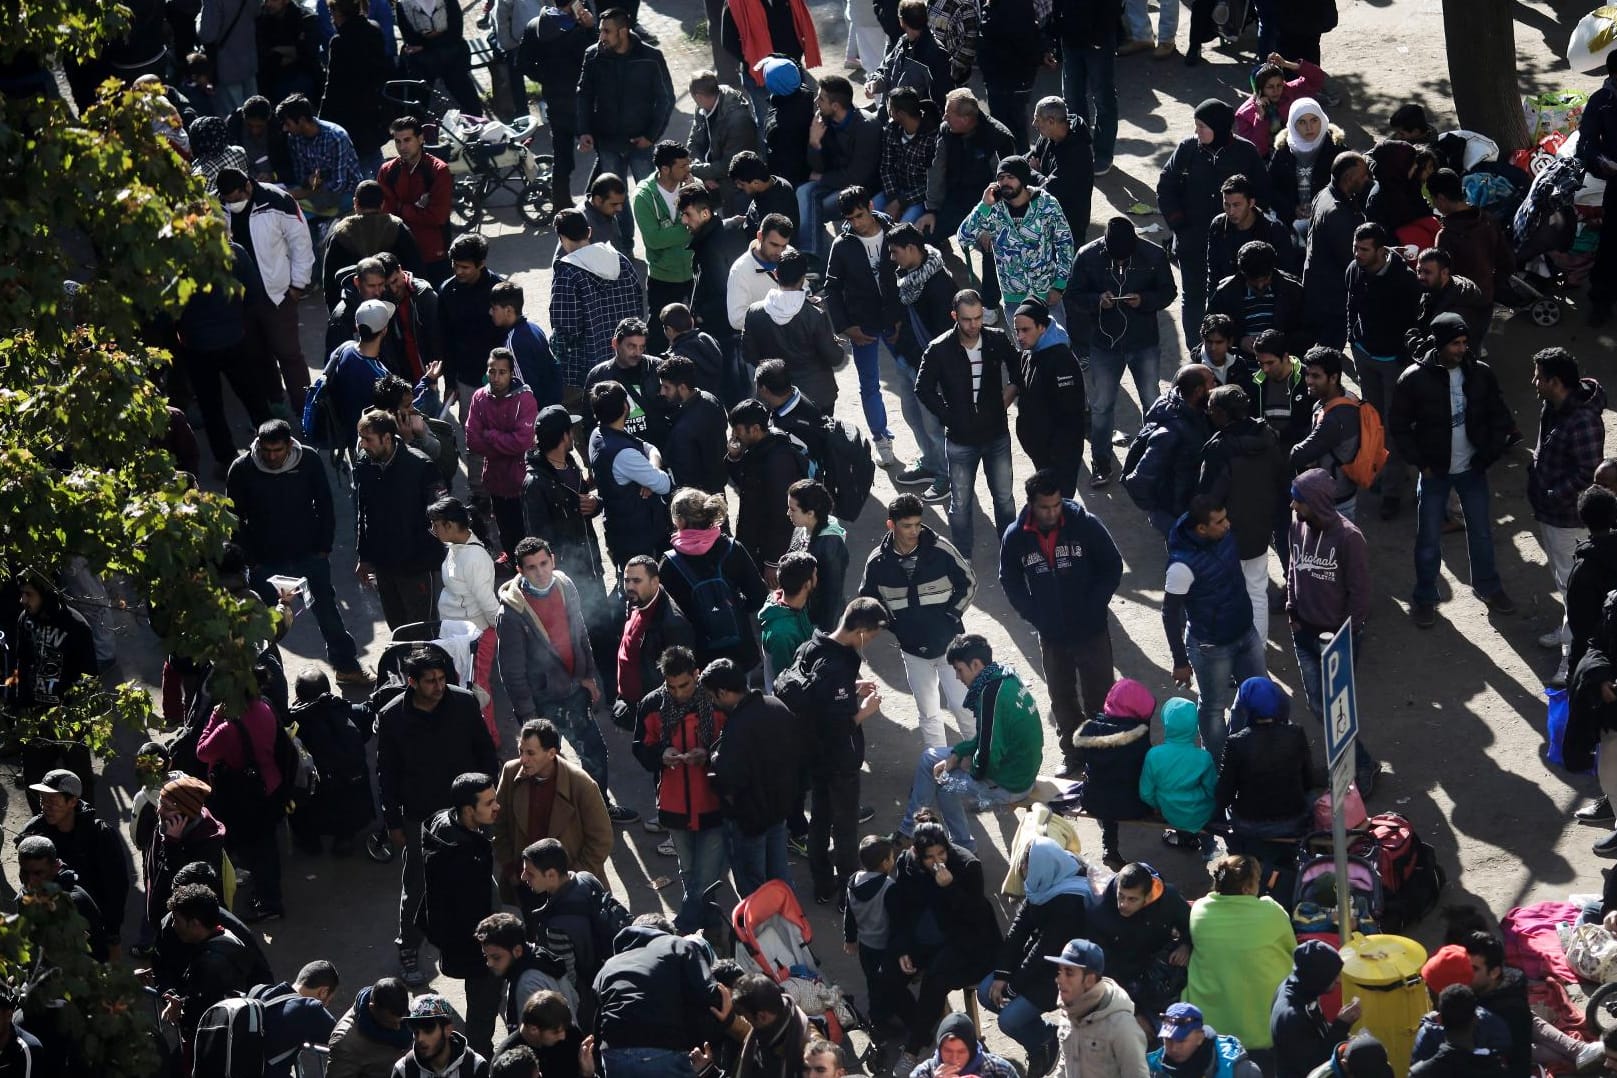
671, 527, 721, 556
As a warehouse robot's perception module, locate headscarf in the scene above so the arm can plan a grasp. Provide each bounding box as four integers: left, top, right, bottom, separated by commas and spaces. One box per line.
189, 115, 229, 160
1103, 677, 1155, 720
1234, 676, 1289, 723
1287, 98, 1329, 161
1194, 98, 1236, 149
1022, 837, 1090, 906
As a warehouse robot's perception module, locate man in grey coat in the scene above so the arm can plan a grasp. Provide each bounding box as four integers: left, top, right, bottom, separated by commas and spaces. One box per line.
688, 71, 759, 216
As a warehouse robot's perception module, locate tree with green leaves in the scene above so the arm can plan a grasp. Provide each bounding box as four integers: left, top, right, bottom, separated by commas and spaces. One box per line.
2, 3, 278, 1072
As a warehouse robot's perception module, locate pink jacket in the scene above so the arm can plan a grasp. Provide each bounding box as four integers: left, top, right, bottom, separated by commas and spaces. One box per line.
1234, 60, 1326, 158
196, 698, 284, 795
465, 382, 539, 498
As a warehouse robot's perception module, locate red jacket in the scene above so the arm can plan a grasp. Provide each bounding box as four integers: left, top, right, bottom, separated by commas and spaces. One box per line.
729, 0, 821, 86
465, 382, 539, 497
378, 152, 452, 264
633, 688, 726, 830
197, 698, 284, 795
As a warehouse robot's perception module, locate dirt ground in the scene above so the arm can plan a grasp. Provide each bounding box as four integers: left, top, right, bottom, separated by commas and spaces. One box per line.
26, 0, 1617, 1061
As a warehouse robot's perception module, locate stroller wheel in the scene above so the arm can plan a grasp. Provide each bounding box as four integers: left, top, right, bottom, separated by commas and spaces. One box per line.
365, 829, 397, 864
1589, 981, 1617, 1035
519, 155, 559, 228
1530, 298, 1563, 327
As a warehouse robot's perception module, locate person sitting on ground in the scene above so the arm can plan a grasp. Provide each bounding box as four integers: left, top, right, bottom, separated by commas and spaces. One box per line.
1185, 856, 1297, 1065
1411, 948, 1513, 1068
1409, 986, 1508, 1078
1269, 941, 1362, 1078
1462, 933, 1532, 1078
1216, 678, 1316, 847
1085, 862, 1192, 1021
1308, 1034, 1397, 1078
494, 990, 593, 1078
1072, 678, 1157, 871
1140, 697, 1219, 857
1150, 1002, 1266, 1078
907, 1013, 1019, 1078
977, 838, 1092, 1071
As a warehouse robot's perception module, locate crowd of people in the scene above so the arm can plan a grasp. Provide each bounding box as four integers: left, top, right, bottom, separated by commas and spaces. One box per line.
6, 0, 1617, 1077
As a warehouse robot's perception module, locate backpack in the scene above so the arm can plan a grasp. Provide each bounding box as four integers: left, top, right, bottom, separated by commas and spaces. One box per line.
816, 417, 876, 522
278, 720, 319, 808
301, 355, 345, 450
193, 995, 270, 1078
666, 544, 746, 651
245, 984, 310, 1071
1366, 812, 1446, 930
1320, 395, 1390, 489
1120, 421, 1166, 511
592, 885, 631, 967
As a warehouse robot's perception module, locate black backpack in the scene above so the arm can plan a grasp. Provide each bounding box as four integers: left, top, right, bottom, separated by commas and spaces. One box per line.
815, 417, 876, 522
1120, 421, 1166, 511
193, 995, 270, 1078
666, 543, 746, 651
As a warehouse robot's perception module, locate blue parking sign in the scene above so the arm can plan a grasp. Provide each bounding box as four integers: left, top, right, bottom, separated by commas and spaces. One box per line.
1323, 619, 1358, 771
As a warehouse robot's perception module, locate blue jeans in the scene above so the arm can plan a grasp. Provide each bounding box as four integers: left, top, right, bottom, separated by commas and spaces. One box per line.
602, 1047, 696, 1078
1085, 344, 1161, 472
976, 974, 1055, 1056
1291, 626, 1379, 777
1125, 0, 1180, 42
593, 145, 655, 249
1186, 625, 1266, 765
873, 193, 925, 223
894, 354, 947, 479
901, 746, 1029, 850
851, 327, 894, 439
1060, 35, 1117, 167
794, 181, 841, 255
251, 555, 360, 670
543, 687, 612, 794
1414, 468, 1502, 605
669, 826, 729, 933
726, 819, 790, 900
944, 433, 1016, 555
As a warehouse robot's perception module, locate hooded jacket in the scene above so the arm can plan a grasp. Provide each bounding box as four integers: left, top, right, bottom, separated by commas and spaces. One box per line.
521, 449, 608, 591
1074, 679, 1155, 821
632, 176, 697, 286
466, 381, 539, 499
328, 985, 415, 1078
859, 524, 977, 659
1125, 389, 1212, 518
711, 689, 802, 836
1066, 233, 1177, 351
741, 290, 844, 409
1302, 180, 1367, 344
226, 436, 337, 563
1158, 103, 1272, 238
439, 538, 500, 635
1140, 699, 1218, 832
888, 842, 1003, 965
592, 925, 724, 1051
419, 807, 497, 978
288, 691, 376, 838
631, 685, 727, 831
993, 841, 1090, 1009
1271, 941, 1355, 1078
765, 83, 816, 187
144, 809, 228, 929
253, 980, 338, 1078
1287, 469, 1370, 632
759, 594, 814, 676
825, 213, 902, 333
999, 498, 1124, 643
952, 667, 1043, 793
1410, 1009, 1514, 1071
1216, 680, 1314, 820
376, 685, 499, 828
390, 1032, 490, 1078
1057, 978, 1152, 1078
19, 804, 130, 938
1148, 1030, 1265, 1078
1087, 869, 1192, 988
1199, 415, 1290, 560
916, 325, 1023, 445
496, 572, 600, 717
353, 442, 447, 572
728, 433, 812, 574
1346, 244, 1423, 362
734, 988, 815, 1078
785, 521, 848, 632
1388, 347, 1514, 474
1473, 968, 1532, 1078
575, 32, 676, 147
915, 1014, 1021, 1078
779, 630, 867, 769
1529, 378, 1608, 528
1016, 320, 1089, 458
550, 243, 646, 389
894, 245, 959, 361
957, 188, 1077, 304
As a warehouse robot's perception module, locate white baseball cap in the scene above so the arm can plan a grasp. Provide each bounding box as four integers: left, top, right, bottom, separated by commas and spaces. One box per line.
355, 298, 396, 334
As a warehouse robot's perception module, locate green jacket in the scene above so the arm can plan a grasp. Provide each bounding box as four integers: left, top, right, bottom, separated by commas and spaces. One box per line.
758, 595, 813, 678
1139, 697, 1218, 832
632, 176, 695, 284
951, 670, 1043, 794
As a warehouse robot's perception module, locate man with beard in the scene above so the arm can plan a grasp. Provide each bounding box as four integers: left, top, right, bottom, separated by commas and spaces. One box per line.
617, 556, 694, 718
657, 355, 729, 494
352, 409, 448, 629
393, 995, 491, 1078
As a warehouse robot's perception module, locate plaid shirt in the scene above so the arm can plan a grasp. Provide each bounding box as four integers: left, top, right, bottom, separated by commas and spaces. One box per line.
287, 119, 363, 197
549, 248, 646, 388
880, 121, 935, 205
1529, 381, 1608, 527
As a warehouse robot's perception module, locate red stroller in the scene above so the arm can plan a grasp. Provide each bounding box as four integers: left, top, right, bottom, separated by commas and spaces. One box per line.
730, 881, 878, 1071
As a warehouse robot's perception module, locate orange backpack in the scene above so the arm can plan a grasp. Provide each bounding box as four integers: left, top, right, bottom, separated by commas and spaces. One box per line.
1320, 394, 1390, 489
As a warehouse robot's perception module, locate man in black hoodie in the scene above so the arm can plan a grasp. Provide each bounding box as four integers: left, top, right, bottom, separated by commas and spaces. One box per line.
592, 917, 731, 1070
775, 599, 886, 903
353, 410, 449, 629
396, 995, 492, 1078
1464, 933, 1532, 1078
727, 399, 810, 579
1198, 384, 1288, 640
1388, 313, 1516, 628
1269, 940, 1362, 1078
702, 659, 802, 898
1347, 221, 1423, 520
1011, 298, 1088, 498
420, 773, 503, 1056
228, 418, 368, 682
17, 770, 129, 957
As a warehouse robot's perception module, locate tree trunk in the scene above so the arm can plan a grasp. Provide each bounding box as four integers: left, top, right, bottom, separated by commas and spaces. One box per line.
1443, 0, 1532, 150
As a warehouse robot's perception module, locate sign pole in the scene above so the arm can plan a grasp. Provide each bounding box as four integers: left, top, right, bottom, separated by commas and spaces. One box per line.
1321, 620, 1359, 948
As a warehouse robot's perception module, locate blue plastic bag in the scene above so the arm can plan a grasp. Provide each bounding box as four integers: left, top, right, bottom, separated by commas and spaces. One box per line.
1545, 686, 1594, 773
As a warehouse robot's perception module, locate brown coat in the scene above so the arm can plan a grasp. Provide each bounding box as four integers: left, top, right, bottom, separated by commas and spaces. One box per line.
493, 755, 613, 901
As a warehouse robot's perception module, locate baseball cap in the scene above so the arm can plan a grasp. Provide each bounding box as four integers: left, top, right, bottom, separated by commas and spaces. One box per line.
404, 994, 455, 1023
29, 769, 83, 799
534, 404, 583, 445
1157, 1002, 1205, 1042
355, 298, 396, 334
1044, 938, 1105, 973
1342, 1034, 1395, 1078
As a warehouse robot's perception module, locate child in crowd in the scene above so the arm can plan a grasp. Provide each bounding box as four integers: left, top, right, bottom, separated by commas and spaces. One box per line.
1140, 696, 1220, 859
845, 834, 909, 1039
1072, 678, 1156, 870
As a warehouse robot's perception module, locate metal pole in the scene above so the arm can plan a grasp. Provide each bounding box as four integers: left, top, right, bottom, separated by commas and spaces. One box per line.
1324, 630, 1355, 948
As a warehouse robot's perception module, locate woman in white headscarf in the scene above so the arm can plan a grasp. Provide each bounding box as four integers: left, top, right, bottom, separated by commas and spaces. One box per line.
1267, 97, 1348, 234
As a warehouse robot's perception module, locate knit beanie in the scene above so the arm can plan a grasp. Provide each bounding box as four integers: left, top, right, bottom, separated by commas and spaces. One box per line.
1421, 944, 1474, 996
1103, 677, 1156, 720
996, 155, 1040, 187
1014, 296, 1049, 323
755, 57, 802, 96
1430, 312, 1469, 350
161, 775, 212, 818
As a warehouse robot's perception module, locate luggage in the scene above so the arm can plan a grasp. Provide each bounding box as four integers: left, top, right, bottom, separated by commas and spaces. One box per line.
1365, 813, 1446, 931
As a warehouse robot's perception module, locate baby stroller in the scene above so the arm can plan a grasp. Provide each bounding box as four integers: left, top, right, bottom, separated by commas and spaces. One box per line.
362, 620, 471, 863
1291, 831, 1384, 936
730, 881, 878, 1072
1504, 154, 1588, 327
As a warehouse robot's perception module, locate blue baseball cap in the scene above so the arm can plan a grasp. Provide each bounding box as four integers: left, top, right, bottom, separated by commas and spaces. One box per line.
1044, 938, 1105, 973
1158, 1003, 1204, 1041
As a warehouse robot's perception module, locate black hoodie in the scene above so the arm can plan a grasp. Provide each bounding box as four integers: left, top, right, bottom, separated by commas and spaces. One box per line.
419, 808, 497, 979
592, 925, 725, 1052
1270, 940, 1355, 1078
1198, 416, 1290, 561
1473, 967, 1532, 1078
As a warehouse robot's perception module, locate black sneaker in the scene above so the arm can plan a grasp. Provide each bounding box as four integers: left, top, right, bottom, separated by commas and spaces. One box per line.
858, 805, 876, 824
1411, 603, 1437, 629
607, 803, 641, 825
1577, 797, 1615, 825
399, 948, 429, 988
1594, 830, 1617, 858
1483, 590, 1517, 615
1089, 468, 1112, 489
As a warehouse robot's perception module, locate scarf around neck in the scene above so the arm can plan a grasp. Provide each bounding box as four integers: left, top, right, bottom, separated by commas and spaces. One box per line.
963, 660, 1008, 715
898, 248, 946, 306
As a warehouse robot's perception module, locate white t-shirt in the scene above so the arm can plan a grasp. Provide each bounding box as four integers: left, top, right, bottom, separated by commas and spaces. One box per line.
1448, 366, 1473, 474
857, 230, 884, 272
657, 182, 679, 220
967, 343, 984, 396
1164, 562, 1195, 596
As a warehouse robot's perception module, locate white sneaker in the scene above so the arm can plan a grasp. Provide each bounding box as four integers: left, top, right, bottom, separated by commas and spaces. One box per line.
874, 436, 900, 468
1538, 626, 1570, 650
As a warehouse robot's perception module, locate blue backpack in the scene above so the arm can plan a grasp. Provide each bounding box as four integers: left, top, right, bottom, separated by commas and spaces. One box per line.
666, 542, 745, 651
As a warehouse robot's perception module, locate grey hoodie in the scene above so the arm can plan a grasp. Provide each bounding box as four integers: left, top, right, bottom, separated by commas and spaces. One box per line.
1286, 468, 1370, 633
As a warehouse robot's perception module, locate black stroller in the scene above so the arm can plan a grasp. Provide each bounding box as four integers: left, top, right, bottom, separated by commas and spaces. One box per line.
1504, 154, 1588, 327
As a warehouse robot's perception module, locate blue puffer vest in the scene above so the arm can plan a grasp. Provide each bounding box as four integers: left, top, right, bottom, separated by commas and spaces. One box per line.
1166, 515, 1252, 646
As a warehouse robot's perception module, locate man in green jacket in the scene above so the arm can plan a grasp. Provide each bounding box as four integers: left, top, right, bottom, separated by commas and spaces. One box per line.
632, 140, 696, 354
898, 633, 1043, 851
758, 551, 817, 689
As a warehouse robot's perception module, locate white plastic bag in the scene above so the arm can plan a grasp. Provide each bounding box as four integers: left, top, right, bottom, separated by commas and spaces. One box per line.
1564, 922, 1617, 983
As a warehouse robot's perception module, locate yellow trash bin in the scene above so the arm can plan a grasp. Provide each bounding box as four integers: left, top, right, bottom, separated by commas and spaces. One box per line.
1339, 933, 1431, 1078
